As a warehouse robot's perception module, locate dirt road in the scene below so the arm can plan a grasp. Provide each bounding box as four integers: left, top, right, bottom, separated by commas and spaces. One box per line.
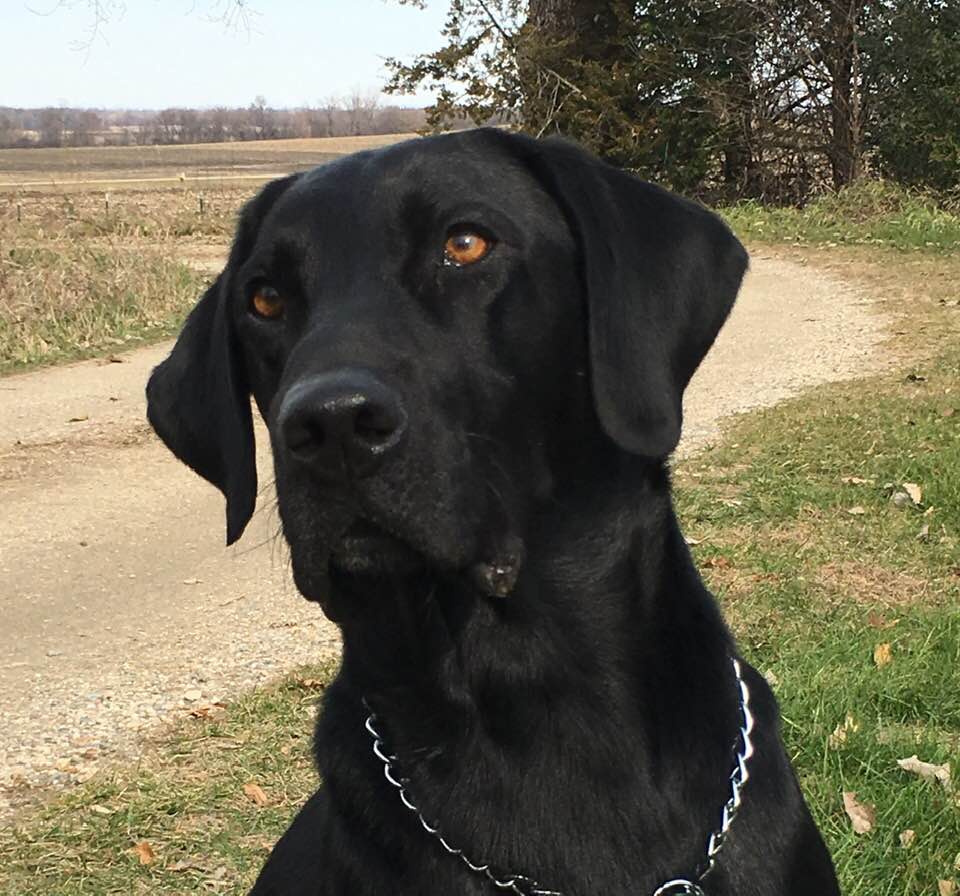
0, 253, 887, 815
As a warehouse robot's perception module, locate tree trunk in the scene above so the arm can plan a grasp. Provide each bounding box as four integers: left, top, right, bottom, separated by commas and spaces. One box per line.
521, 1, 626, 146
721, 7, 759, 197
826, 0, 863, 188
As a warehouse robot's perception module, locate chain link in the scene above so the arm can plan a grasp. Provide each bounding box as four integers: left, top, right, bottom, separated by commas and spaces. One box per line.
695, 658, 755, 884
361, 656, 754, 896
363, 707, 562, 896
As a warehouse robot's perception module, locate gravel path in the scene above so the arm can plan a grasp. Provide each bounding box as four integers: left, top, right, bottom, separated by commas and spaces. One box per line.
0, 252, 888, 818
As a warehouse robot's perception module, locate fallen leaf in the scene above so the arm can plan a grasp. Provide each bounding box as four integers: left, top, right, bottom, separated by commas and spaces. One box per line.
189, 704, 226, 719
874, 643, 893, 667
866, 612, 900, 630
841, 476, 873, 485
684, 536, 702, 546
943, 407, 956, 418
828, 713, 860, 750
131, 841, 156, 865
828, 724, 848, 750
917, 523, 930, 542
67, 415, 89, 423
182, 577, 201, 585
90, 804, 114, 816
296, 677, 326, 689
939, 881, 956, 896
842, 791, 875, 834
167, 859, 206, 872
243, 782, 269, 807
847, 506, 867, 516
899, 829, 915, 848
902, 482, 922, 505
703, 556, 732, 569
897, 755, 952, 793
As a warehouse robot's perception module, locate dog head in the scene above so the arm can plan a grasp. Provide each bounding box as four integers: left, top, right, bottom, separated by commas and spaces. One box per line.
147, 130, 746, 607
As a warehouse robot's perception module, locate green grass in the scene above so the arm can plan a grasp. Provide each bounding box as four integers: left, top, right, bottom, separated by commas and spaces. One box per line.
722, 180, 960, 252
674, 337, 960, 893
0, 669, 335, 895
1, 251, 957, 894
0, 241, 206, 372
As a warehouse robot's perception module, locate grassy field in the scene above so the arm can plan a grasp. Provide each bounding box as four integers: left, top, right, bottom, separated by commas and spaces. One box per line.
723, 180, 960, 252
0, 134, 415, 192
0, 243, 957, 894
675, 254, 960, 894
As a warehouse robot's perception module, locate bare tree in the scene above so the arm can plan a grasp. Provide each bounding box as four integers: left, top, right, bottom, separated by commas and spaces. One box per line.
344, 92, 380, 136
0, 114, 18, 147
33, 1, 258, 49
66, 109, 101, 146
39, 108, 66, 147
249, 95, 276, 139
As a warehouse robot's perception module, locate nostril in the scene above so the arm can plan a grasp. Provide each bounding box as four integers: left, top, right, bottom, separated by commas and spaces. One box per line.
285, 417, 327, 457
353, 404, 400, 447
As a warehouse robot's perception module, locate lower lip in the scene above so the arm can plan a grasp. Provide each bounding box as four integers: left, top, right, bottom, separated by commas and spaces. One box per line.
330, 524, 421, 574
338, 533, 399, 553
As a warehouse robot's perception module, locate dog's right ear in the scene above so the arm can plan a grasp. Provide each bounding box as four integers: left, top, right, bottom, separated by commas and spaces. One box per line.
146, 174, 300, 545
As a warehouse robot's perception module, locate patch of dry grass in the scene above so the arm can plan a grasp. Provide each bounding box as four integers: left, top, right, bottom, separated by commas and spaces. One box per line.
0, 188, 249, 240
814, 561, 935, 608
0, 239, 205, 371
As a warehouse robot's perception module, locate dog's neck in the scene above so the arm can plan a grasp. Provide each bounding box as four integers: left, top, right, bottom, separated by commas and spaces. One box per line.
331, 460, 734, 750
315, 460, 742, 890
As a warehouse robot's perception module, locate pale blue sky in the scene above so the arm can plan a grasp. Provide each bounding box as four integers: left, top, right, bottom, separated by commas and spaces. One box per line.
4, 1, 449, 108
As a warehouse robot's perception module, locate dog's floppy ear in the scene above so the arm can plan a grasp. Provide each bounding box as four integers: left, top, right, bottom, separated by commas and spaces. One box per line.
146, 174, 300, 544
525, 137, 748, 458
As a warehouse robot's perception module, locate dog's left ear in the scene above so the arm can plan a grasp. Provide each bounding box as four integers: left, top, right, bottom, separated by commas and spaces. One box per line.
525, 137, 748, 458
146, 174, 300, 544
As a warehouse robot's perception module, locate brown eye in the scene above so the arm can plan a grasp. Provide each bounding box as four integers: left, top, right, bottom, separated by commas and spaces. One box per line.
251, 285, 285, 320
444, 230, 492, 267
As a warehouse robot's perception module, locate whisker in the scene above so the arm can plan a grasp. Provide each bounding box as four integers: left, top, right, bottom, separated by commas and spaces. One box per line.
464, 430, 501, 446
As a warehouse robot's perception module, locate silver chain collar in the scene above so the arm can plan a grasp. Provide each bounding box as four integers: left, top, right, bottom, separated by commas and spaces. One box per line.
362, 657, 755, 896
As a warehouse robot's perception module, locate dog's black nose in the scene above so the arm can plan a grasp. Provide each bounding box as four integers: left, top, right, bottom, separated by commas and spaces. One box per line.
278, 369, 407, 478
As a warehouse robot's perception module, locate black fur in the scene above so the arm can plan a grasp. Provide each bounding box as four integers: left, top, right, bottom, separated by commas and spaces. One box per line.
146, 129, 840, 895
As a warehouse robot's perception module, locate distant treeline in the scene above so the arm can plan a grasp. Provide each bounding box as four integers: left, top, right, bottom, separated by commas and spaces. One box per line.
0, 96, 427, 149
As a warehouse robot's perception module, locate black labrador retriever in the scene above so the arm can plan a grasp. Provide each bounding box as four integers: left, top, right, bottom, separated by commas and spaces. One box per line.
146, 129, 840, 896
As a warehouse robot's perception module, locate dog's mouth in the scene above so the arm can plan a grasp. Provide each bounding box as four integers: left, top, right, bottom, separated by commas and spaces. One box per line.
328, 517, 425, 576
